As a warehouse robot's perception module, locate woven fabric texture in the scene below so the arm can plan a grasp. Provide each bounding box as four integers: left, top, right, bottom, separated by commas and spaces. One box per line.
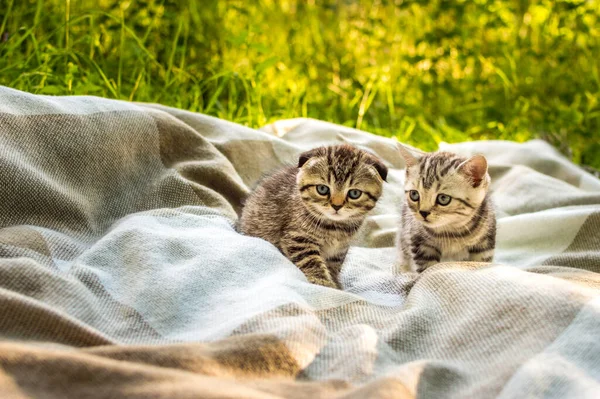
1, 86, 599, 398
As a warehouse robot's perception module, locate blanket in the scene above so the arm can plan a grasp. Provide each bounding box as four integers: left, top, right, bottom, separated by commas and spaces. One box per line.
1, 85, 599, 398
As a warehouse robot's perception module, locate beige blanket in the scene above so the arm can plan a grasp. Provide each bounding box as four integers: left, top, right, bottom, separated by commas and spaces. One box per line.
1, 86, 599, 398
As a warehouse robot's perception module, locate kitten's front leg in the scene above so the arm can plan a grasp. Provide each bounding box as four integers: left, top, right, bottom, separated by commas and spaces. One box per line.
410, 236, 441, 273
468, 231, 495, 263
468, 247, 494, 263
325, 248, 348, 286
281, 236, 338, 289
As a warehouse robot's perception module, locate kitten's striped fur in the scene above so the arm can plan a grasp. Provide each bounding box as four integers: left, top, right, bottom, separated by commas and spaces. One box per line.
396, 146, 496, 272
239, 144, 387, 288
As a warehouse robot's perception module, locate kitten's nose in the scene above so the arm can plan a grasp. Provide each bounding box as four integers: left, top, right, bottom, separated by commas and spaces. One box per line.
331, 204, 343, 211
419, 210, 430, 219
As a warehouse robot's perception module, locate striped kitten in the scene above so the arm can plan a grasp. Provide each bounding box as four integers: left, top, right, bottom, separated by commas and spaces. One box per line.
396, 145, 496, 272
239, 144, 387, 288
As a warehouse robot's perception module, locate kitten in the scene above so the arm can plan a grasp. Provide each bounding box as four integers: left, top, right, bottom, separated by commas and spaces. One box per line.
239, 144, 388, 289
396, 144, 496, 272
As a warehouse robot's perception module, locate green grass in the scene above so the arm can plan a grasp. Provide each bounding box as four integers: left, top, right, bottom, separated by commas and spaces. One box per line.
1, 0, 600, 169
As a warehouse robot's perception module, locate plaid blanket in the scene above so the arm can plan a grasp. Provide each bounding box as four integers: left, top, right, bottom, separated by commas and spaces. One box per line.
1, 85, 599, 398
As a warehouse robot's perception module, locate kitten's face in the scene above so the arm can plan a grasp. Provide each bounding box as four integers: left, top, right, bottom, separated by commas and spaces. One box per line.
296, 145, 387, 222
401, 150, 490, 230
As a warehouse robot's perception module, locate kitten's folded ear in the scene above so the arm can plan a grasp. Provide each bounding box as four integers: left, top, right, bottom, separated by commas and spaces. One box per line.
459, 154, 488, 187
298, 148, 320, 167
396, 142, 420, 168
365, 155, 388, 182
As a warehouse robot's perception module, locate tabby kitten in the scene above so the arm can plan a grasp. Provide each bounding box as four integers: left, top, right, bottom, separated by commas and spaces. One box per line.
239, 144, 388, 289
396, 145, 496, 272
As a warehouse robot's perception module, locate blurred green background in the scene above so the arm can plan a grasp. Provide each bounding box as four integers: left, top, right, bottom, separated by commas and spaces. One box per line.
1, 0, 599, 169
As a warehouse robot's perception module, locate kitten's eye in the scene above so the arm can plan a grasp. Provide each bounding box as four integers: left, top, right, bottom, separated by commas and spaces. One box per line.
409, 190, 420, 202
316, 185, 330, 196
437, 194, 452, 206
347, 189, 362, 200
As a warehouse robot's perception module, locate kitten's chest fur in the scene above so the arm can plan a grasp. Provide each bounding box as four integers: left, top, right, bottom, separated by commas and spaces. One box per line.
321, 235, 351, 258
435, 235, 476, 261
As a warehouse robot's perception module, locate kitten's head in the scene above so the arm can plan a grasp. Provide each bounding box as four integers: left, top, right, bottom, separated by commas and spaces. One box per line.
296, 144, 387, 221
398, 145, 490, 229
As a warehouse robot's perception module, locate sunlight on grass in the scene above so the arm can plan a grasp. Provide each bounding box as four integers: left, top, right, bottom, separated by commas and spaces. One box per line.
1, 0, 599, 168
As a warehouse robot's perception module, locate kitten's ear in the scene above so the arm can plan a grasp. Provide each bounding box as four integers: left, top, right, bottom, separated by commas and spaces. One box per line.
396, 143, 420, 168
365, 155, 388, 182
459, 154, 488, 187
298, 148, 319, 168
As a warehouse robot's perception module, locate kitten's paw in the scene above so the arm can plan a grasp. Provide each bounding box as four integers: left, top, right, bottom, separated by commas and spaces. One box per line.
416, 263, 439, 273
310, 277, 339, 289
396, 261, 414, 274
